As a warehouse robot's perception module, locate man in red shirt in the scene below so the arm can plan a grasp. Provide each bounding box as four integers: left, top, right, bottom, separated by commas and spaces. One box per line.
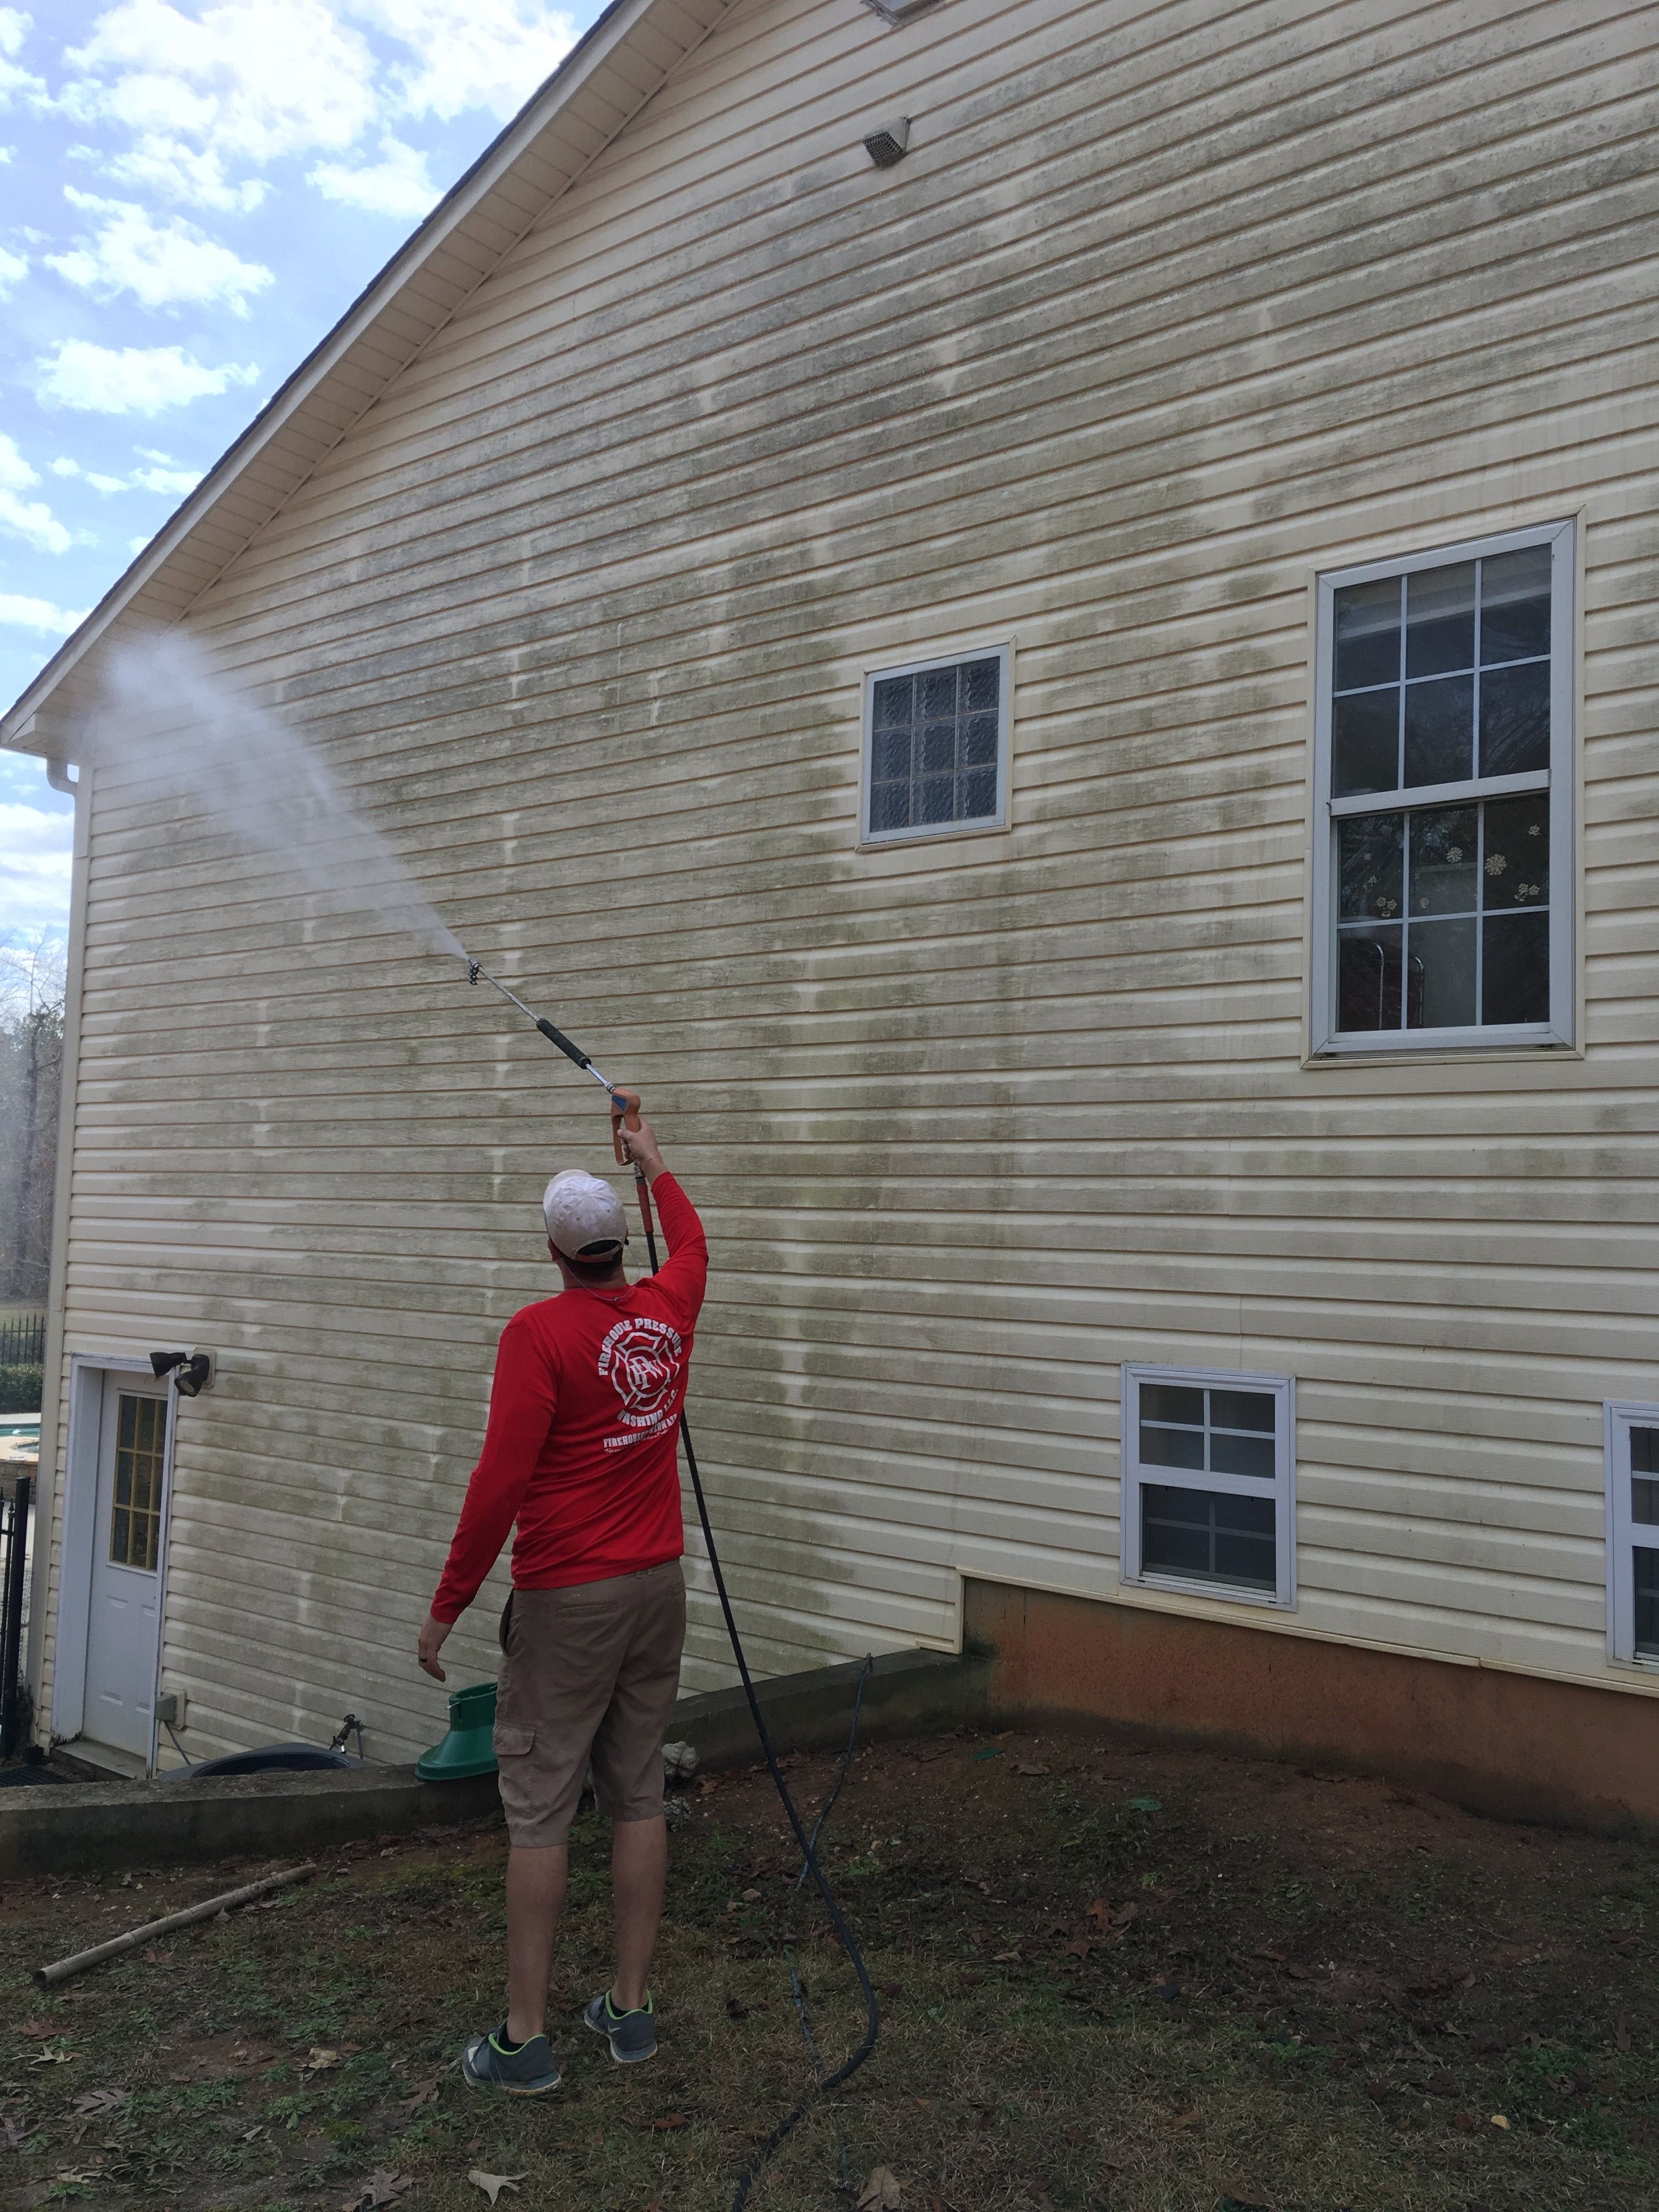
416, 1116, 707, 2094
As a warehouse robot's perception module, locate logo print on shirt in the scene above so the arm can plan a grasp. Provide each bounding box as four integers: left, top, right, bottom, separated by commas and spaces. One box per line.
597, 1315, 685, 1430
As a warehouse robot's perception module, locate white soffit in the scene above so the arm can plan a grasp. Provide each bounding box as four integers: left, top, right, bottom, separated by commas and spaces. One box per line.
0, 0, 741, 755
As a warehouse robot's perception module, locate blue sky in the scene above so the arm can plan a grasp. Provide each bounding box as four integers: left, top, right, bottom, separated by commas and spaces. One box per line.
0, 0, 608, 950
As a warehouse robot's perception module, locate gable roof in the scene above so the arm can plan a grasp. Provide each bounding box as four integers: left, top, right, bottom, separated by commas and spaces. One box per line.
1, 0, 741, 755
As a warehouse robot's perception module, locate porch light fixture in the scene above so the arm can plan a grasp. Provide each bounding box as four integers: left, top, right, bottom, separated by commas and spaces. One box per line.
863, 116, 911, 168
150, 1348, 215, 1397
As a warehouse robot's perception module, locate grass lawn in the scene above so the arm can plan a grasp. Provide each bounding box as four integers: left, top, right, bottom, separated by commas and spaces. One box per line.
0, 1728, 1654, 2211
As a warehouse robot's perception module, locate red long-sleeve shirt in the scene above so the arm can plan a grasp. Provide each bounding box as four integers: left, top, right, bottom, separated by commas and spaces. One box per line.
430, 1173, 708, 1623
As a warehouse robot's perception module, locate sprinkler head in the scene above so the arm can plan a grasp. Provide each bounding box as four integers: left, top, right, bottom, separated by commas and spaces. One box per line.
467, 959, 481, 986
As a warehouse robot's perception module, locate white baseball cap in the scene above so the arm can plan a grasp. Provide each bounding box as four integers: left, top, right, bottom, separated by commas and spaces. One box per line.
542, 1169, 629, 1259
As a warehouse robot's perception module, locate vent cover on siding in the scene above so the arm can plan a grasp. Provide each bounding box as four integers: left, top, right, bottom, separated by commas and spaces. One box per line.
864, 0, 943, 22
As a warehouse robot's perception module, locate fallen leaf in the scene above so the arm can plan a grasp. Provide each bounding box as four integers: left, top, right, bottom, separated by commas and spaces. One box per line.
991, 1950, 1021, 1964
1013, 1762, 1049, 1777
29, 2042, 71, 2066
304, 2047, 342, 2073
347, 2174, 413, 2210
1489, 2114, 1511, 2130
70, 2090, 128, 2117
1060, 1939, 1092, 1961
1170, 2109, 1199, 2129
650, 2112, 688, 2132
397, 2069, 443, 2119
858, 2169, 904, 2210
1085, 1899, 1111, 1930
141, 1948, 173, 1965
18, 2019, 61, 2039
467, 2174, 527, 2207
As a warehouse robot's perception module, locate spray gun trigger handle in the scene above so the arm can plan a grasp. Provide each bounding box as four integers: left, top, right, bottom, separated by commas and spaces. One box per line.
610, 1088, 642, 1166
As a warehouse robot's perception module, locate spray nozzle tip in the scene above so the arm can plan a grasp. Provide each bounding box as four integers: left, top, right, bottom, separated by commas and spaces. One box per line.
466, 960, 481, 986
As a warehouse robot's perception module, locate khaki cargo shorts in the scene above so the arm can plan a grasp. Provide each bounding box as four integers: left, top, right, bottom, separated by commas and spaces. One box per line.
492, 1560, 687, 1848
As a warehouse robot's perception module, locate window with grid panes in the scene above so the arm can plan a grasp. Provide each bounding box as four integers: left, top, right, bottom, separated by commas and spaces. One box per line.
1119, 1366, 1296, 1607
1312, 525, 1573, 1053
1604, 1405, 1659, 1666
863, 647, 1007, 842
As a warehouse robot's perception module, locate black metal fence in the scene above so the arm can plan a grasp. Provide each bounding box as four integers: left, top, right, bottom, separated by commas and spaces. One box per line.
0, 1314, 43, 1369
0, 1476, 31, 1757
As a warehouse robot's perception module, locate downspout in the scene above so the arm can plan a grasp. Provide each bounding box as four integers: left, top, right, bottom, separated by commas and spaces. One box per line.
26, 755, 88, 1741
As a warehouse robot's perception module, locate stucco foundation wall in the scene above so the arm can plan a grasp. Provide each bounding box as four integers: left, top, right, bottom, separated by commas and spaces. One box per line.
966, 1578, 1659, 1834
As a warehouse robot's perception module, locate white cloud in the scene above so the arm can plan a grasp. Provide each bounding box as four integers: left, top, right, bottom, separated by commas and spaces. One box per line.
0, 433, 35, 492
0, 7, 43, 110
0, 799, 75, 939
354, 1, 577, 123
0, 594, 88, 635
35, 339, 259, 413
309, 134, 438, 218
61, 0, 380, 211
0, 241, 24, 295
58, 1, 579, 214
0, 435, 73, 554
0, 490, 72, 553
54, 455, 205, 496
46, 189, 273, 312
127, 533, 149, 551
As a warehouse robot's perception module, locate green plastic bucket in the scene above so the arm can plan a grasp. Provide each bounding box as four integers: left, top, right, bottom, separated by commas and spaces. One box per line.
416, 1679, 498, 1781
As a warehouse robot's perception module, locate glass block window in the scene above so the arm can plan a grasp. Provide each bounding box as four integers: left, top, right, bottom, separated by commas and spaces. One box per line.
1312, 526, 1573, 1053
1120, 1367, 1295, 1607
862, 647, 1008, 842
1604, 1406, 1659, 1665
109, 1391, 166, 1573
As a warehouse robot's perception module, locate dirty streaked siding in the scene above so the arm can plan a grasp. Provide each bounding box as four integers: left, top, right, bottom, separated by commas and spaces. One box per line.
38, 0, 1659, 1762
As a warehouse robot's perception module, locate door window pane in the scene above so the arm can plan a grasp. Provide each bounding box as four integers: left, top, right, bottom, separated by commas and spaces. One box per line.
110, 1393, 165, 1573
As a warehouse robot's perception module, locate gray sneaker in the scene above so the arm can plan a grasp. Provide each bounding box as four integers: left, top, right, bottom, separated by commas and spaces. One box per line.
460, 2023, 561, 2095
584, 1990, 657, 2063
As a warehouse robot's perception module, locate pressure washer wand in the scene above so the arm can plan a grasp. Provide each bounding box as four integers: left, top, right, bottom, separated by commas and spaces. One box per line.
466, 959, 623, 1101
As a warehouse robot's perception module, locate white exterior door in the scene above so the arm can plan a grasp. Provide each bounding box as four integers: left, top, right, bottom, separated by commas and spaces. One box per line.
81, 1374, 169, 1759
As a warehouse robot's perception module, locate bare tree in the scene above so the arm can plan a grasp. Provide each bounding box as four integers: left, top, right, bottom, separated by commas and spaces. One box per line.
0, 936, 67, 1305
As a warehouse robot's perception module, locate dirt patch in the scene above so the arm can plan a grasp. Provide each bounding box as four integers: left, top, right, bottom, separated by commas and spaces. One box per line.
0, 1728, 1653, 2209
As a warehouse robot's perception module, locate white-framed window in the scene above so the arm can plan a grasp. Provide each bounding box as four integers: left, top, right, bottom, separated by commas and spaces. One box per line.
1604, 1403, 1659, 1668
860, 644, 1010, 845
1119, 1365, 1296, 1609
1310, 521, 1575, 1056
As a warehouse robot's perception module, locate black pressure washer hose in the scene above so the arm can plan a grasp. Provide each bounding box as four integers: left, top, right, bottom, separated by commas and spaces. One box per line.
466, 963, 880, 2209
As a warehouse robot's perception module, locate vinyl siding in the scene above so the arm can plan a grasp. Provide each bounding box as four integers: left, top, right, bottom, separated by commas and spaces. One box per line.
33, 0, 1659, 1764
